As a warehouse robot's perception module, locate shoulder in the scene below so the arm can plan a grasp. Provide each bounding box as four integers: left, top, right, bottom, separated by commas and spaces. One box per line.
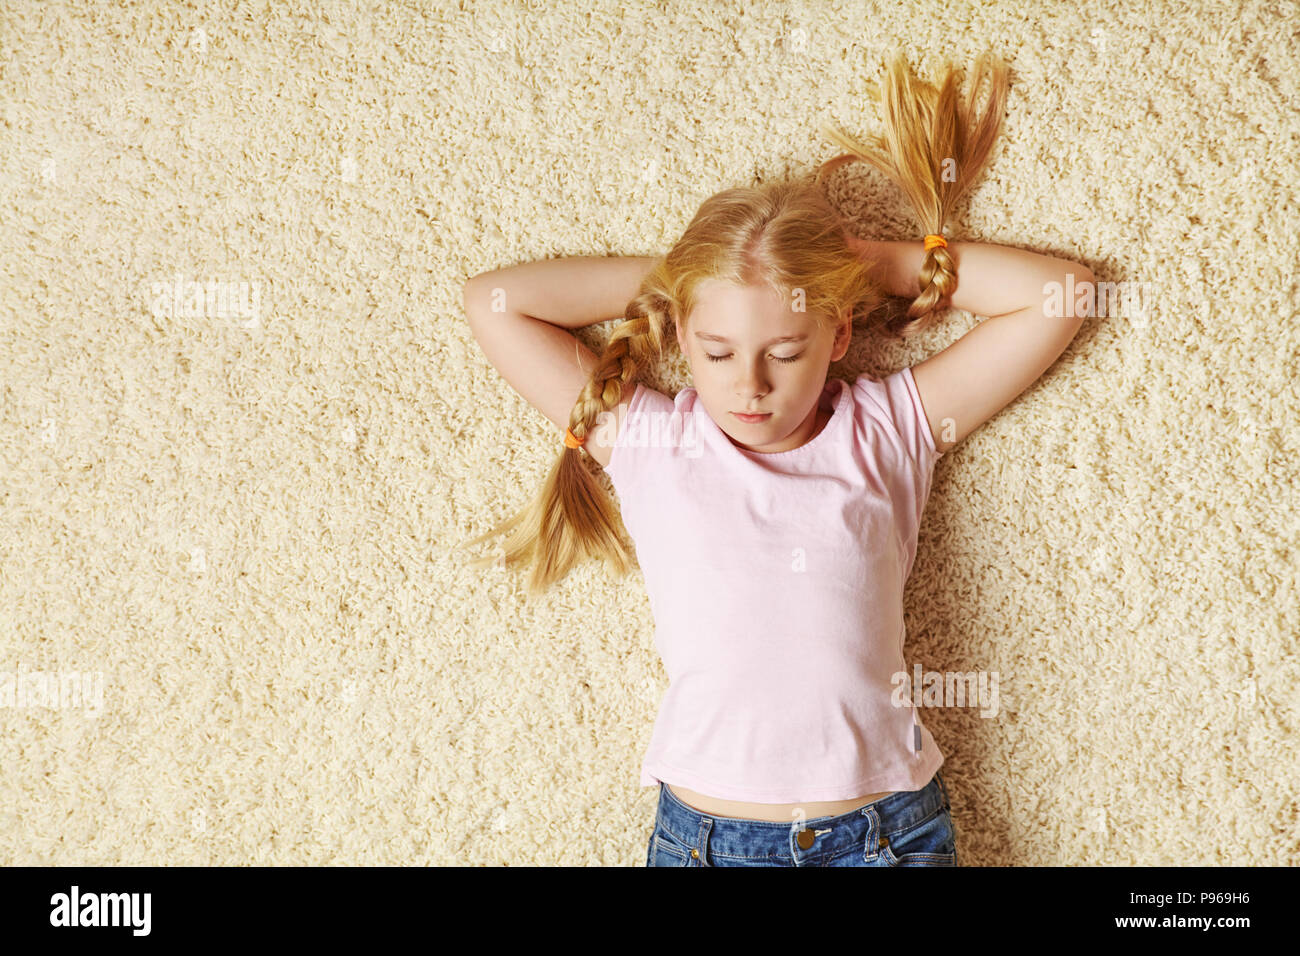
852, 368, 942, 464
851, 369, 906, 420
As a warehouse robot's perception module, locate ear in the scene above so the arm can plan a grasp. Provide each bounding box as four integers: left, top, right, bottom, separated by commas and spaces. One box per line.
829, 309, 852, 362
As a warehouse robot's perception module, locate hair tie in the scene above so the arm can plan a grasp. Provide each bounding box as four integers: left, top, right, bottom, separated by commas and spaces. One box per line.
923, 234, 948, 251
564, 427, 585, 449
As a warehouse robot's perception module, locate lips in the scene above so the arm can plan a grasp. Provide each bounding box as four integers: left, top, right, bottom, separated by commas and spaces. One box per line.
732, 411, 772, 422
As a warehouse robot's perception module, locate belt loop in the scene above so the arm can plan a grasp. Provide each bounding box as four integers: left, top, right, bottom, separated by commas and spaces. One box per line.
695, 816, 713, 866
864, 805, 883, 858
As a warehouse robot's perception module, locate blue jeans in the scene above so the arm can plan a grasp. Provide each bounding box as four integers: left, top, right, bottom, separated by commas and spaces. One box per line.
645, 770, 958, 867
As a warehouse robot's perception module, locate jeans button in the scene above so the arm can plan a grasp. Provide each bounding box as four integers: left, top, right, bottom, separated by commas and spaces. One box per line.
797, 829, 815, 849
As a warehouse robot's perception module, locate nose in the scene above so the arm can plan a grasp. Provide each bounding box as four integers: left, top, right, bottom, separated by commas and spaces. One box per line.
734, 359, 769, 401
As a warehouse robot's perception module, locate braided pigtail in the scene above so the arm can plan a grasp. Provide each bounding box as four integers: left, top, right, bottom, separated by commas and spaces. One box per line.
457, 274, 673, 596
816, 51, 1010, 337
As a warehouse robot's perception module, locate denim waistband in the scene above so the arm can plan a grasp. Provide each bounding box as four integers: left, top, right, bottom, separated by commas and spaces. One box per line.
654, 771, 948, 863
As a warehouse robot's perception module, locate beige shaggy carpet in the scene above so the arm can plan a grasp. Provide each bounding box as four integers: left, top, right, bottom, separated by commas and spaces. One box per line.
1, 0, 1296, 866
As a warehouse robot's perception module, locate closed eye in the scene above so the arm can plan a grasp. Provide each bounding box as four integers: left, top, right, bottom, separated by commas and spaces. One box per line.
705, 353, 803, 364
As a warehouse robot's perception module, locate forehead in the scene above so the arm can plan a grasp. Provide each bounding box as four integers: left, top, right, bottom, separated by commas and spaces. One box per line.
689, 279, 810, 329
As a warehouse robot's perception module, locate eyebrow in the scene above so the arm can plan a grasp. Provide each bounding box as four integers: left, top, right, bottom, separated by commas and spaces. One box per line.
694, 333, 809, 346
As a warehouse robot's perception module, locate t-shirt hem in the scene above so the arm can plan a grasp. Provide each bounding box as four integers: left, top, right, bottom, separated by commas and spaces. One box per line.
640, 750, 944, 803
902, 365, 943, 459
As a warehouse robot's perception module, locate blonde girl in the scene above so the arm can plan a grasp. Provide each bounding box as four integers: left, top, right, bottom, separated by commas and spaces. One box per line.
459, 51, 1094, 866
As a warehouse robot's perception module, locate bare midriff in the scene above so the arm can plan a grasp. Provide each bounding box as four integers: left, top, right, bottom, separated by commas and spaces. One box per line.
667, 783, 895, 822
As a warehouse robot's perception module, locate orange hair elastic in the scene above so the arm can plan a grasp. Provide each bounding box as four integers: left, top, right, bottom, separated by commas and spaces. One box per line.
923, 234, 948, 252
564, 427, 585, 449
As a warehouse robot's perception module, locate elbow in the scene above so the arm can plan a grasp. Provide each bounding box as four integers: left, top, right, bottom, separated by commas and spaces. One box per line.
462, 274, 487, 319
1042, 263, 1095, 324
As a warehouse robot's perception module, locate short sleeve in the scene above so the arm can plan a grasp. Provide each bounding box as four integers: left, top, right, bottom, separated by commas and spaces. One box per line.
896, 365, 943, 467
856, 366, 943, 472
854, 367, 943, 581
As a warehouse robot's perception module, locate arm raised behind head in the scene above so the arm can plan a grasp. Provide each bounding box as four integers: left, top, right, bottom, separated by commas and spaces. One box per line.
461, 256, 659, 468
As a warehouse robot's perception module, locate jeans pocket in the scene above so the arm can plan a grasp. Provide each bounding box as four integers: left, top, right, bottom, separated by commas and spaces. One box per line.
879, 804, 957, 866
647, 822, 696, 867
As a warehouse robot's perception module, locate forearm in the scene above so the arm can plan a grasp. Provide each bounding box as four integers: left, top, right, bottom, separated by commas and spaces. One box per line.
464, 256, 659, 330
855, 239, 1087, 318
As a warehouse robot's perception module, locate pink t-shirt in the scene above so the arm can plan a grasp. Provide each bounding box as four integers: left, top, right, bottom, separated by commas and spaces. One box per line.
604, 367, 946, 803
